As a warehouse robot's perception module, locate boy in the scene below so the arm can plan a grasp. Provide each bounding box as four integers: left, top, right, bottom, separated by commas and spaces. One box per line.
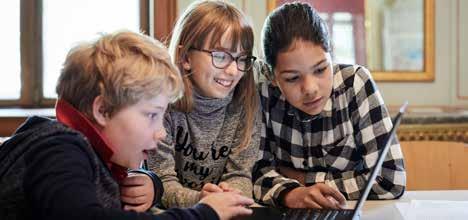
0, 31, 253, 220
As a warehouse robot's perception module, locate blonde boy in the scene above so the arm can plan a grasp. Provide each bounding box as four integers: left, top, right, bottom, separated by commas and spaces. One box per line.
0, 31, 252, 220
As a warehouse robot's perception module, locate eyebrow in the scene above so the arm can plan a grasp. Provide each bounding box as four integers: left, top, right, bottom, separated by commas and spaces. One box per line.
212, 46, 246, 55
152, 106, 166, 111
279, 59, 328, 75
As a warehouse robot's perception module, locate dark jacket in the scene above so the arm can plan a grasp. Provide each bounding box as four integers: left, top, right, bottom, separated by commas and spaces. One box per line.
0, 116, 218, 220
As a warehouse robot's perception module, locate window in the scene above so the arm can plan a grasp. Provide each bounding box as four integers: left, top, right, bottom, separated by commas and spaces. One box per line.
0, 1, 21, 100
332, 12, 356, 64
0, 0, 150, 107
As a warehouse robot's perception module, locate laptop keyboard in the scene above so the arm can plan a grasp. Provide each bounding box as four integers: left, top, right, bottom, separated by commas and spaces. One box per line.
282, 208, 354, 220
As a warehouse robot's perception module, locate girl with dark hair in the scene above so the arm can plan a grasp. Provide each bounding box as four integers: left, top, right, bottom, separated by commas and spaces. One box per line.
252, 2, 406, 209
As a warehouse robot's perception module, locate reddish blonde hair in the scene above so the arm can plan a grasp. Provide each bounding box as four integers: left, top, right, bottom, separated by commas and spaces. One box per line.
168, 0, 258, 150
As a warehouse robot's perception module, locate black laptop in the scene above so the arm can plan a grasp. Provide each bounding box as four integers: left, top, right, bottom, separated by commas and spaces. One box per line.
246, 102, 408, 220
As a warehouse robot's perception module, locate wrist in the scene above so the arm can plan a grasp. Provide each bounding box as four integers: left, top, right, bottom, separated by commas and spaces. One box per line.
281, 186, 303, 208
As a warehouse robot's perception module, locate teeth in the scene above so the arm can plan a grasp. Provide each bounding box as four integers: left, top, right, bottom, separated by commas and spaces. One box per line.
214, 78, 232, 87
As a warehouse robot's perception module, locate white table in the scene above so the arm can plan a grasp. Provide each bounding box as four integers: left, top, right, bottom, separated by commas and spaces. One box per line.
347, 190, 468, 220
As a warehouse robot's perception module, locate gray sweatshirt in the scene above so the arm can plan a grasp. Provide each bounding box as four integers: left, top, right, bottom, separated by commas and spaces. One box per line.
148, 91, 260, 208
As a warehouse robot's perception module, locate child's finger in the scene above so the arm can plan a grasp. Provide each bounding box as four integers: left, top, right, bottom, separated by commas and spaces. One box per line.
120, 174, 148, 186
121, 194, 148, 205
123, 203, 150, 212
120, 185, 145, 197
203, 183, 223, 193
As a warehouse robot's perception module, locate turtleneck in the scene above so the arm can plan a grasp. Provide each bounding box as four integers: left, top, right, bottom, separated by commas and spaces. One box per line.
190, 89, 234, 119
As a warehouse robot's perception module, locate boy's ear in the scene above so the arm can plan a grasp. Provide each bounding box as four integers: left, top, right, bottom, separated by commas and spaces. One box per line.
92, 95, 108, 127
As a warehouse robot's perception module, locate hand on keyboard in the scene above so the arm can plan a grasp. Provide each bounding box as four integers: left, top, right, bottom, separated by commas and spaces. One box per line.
282, 183, 346, 209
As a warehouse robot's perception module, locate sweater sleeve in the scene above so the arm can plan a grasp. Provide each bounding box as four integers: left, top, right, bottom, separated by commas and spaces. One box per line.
219, 106, 262, 198
23, 134, 218, 220
147, 113, 201, 208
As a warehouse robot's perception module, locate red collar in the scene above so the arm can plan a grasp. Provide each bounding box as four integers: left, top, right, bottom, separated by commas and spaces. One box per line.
55, 99, 127, 182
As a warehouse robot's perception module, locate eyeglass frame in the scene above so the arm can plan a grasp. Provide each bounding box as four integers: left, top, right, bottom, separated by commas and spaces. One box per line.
189, 47, 257, 72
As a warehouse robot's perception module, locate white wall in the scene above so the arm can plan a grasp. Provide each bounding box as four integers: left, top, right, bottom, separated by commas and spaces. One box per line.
176, 0, 468, 107
457, 0, 468, 103
378, 0, 468, 107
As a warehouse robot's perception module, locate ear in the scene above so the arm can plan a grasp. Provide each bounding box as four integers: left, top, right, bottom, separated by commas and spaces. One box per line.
271, 78, 278, 87
182, 55, 191, 71
270, 71, 279, 87
179, 45, 191, 71
92, 95, 108, 127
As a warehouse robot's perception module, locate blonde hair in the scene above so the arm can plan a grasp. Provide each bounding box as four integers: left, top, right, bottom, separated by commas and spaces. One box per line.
169, 0, 258, 150
56, 30, 183, 120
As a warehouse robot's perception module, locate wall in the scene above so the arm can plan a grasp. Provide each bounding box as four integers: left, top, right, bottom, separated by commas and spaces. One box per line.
379, 0, 468, 107
457, 0, 468, 103
176, 0, 266, 58
175, 0, 467, 107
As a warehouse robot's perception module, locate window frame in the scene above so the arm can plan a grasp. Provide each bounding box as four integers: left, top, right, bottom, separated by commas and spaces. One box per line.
0, 0, 154, 108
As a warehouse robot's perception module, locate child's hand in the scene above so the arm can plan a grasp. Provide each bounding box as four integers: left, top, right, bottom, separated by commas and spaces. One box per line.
120, 173, 154, 212
283, 183, 346, 209
199, 192, 254, 220
218, 182, 242, 195
199, 183, 223, 199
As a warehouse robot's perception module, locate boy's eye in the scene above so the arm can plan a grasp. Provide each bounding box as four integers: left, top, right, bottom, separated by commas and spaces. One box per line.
148, 113, 158, 119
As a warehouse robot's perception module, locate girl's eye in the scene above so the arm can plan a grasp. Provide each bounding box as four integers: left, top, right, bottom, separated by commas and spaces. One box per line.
212, 52, 227, 62
315, 66, 328, 74
285, 76, 299, 82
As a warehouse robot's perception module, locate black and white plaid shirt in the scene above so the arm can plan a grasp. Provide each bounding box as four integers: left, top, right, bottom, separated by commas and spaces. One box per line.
252, 64, 406, 207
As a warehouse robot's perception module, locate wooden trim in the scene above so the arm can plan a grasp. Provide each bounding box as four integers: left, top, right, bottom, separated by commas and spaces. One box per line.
372, 0, 435, 82
398, 123, 468, 143
1, 0, 45, 107
39, 98, 56, 108
139, 0, 150, 35
266, 0, 276, 12
2, 1, 151, 108
153, 0, 177, 44
21, 0, 43, 107
0, 117, 28, 137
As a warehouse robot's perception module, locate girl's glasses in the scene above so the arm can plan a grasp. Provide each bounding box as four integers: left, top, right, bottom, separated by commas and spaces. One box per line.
190, 47, 256, 72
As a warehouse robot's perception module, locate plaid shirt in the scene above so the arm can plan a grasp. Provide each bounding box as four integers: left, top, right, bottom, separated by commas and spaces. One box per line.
252, 64, 406, 207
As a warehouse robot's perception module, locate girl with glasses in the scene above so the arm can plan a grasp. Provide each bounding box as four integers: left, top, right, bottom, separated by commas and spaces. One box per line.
144, 0, 260, 209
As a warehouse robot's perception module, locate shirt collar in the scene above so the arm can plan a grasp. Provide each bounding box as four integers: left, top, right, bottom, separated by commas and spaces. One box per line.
55, 99, 127, 182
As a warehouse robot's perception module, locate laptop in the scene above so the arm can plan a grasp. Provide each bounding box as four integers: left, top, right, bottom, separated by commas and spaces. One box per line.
247, 102, 408, 220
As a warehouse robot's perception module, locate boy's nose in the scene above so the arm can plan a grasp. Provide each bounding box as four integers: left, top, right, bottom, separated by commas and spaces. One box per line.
154, 129, 167, 141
